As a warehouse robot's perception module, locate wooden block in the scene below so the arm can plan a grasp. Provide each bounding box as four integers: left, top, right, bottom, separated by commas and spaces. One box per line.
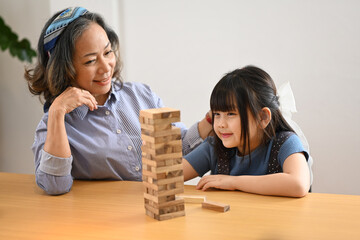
156, 176, 184, 185
142, 169, 167, 179
157, 187, 184, 197
141, 140, 182, 156
139, 108, 180, 120
144, 192, 176, 204
141, 132, 181, 144
176, 194, 207, 204
202, 200, 230, 212
141, 150, 183, 161
144, 185, 184, 198
145, 201, 185, 216
155, 163, 183, 174
150, 140, 182, 151
145, 198, 184, 208
157, 199, 184, 208
142, 158, 157, 167
143, 158, 182, 169
141, 126, 181, 138
158, 210, 185, 221
159, 203, 185, 215
146, 117, 181, 125
140, 117, 181, 129
140, 123, 172, 132
166, 170, 183, 178
146, 209, 185, 221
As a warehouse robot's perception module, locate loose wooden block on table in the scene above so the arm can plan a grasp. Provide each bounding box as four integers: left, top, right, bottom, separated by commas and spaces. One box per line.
202, 200, 230, 212
176, 194, 207, 203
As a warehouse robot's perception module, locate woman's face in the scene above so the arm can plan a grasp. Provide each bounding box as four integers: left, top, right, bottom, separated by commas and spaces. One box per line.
73, 22, 115, 105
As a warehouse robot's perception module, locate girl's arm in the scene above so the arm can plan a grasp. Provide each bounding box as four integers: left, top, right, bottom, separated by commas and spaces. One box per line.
196, 153, 310, 197
183, 159, 200, 181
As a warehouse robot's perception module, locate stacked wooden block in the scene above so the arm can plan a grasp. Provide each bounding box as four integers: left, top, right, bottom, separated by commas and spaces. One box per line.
140, 107, 185, 221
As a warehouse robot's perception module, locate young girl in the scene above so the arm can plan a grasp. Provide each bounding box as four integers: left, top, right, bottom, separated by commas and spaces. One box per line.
183, 66, 311, 197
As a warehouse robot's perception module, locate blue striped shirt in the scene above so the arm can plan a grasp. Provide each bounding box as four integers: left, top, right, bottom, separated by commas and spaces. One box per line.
32, 81, 203, 195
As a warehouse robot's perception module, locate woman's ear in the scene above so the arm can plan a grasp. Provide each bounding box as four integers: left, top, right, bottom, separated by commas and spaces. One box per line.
259, 107, 271, 129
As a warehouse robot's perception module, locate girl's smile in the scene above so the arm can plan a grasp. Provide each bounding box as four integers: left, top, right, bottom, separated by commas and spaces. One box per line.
220, 133, 233, 138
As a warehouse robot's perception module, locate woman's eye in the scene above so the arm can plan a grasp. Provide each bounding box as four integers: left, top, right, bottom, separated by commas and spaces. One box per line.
85, 59, 95, 65
105, 50, 113, 56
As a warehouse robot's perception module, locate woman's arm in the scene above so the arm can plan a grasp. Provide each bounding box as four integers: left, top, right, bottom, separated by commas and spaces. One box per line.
35, 87, 98, 195
197, 111, 213, 140
44, 87, 97, 157
196, 153, 310, 197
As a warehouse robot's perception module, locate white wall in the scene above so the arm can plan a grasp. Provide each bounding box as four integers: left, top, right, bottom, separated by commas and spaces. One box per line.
1, 0, 359, 195
0, 0, 48, 174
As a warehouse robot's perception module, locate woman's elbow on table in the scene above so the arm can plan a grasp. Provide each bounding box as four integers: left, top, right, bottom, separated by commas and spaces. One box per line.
36, 172, 73, 195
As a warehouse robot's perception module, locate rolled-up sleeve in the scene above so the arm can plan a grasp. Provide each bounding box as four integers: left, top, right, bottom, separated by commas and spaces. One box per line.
39, 150, 73, 176
176, 121, 203, 156
32, 117, 74, 195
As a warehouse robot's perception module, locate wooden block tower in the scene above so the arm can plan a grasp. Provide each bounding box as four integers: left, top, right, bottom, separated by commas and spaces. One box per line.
140, 107, 185, 221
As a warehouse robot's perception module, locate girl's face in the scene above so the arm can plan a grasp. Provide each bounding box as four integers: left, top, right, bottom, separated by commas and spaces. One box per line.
213, 107, 263, 155
73, 22, 115, 105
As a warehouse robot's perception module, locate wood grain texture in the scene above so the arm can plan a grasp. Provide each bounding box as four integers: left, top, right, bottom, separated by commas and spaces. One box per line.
1, 173, 360, 239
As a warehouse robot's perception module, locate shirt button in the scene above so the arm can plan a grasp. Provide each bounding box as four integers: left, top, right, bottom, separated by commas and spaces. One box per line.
127, 146, 132, 150
117, 129, 121, 134
135, 166, 140, 171
105, 111, 110, 115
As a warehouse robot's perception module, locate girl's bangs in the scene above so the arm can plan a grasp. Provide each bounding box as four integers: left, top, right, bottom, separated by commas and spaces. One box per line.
210, 88, 237, 112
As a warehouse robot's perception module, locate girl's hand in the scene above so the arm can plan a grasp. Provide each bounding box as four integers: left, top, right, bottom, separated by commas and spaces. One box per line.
196, 175, 236, 191
50, 87, 98, 115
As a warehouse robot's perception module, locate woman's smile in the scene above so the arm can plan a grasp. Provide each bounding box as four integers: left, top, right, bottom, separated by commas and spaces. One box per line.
93, 75, 111, 86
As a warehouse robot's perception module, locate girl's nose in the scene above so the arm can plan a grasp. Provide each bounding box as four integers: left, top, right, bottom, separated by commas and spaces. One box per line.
218, 116, 226, 128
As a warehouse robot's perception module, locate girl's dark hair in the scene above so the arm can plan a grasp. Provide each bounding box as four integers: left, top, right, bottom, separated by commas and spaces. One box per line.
24, 10, 122, 105
210, 65, 294, 174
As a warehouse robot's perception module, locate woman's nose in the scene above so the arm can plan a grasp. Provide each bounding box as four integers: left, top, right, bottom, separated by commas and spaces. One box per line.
98, 57, 111, 74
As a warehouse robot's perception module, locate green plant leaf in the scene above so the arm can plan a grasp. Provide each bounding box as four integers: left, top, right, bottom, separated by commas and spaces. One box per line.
0, 15, 36, 63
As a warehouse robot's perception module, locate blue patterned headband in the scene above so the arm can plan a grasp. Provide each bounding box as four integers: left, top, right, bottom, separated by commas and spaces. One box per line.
44, 7, 88, 54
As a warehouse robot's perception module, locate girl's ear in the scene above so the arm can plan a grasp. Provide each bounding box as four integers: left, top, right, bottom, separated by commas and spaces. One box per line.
259, 107, 271, 129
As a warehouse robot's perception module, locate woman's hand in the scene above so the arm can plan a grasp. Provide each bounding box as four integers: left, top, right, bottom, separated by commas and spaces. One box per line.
196, 174, 236, 191
44, 87, 98, 158
50, 87, 98, 115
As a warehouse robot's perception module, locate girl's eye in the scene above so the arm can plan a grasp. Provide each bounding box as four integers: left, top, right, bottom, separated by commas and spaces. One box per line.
228, 112, 237, 116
